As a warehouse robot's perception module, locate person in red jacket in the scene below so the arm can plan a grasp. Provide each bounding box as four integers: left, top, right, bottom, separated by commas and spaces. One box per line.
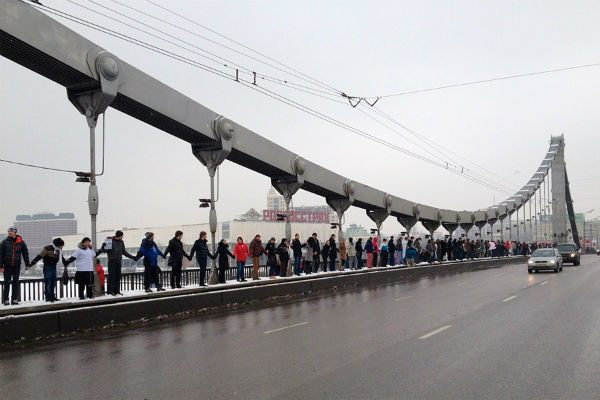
233, 237, 249, 282
96, 261, 106, 294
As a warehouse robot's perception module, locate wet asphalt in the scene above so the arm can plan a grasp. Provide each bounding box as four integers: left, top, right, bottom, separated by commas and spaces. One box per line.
1, 256, 599, 400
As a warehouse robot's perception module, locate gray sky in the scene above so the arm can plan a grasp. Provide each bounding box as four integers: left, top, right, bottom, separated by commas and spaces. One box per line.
1, 0, 599, 236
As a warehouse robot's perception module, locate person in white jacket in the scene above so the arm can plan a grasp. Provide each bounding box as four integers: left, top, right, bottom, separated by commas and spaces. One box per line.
346, 237, 357, 270
401, 236, 408, 265
64, 237, 96, 300
489, 240, 497, 258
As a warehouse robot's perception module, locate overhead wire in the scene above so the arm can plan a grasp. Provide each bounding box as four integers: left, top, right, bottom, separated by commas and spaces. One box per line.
65, 0, 348, 104
357, 62, 600, 100
367, 105, 521, 191
0, 158, 77, 174
130, 0, 523, 193
96, 0, 343, 96
140, 0, 344, 96
86, 0, 522, 192
30, 1, 514, 196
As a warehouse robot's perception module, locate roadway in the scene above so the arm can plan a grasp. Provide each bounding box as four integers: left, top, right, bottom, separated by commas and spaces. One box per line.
1, 255, 599, 399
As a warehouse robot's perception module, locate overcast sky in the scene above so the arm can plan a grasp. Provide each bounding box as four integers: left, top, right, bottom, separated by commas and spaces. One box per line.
1, 0, 599, 237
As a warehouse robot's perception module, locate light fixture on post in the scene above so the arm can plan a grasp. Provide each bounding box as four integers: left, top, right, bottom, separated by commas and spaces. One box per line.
75, 171, 91, 183
199, 198, 211, 208
276, 213, 286, 222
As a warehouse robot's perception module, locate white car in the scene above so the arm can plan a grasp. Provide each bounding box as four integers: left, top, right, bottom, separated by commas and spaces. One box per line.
528, 248, 563, 273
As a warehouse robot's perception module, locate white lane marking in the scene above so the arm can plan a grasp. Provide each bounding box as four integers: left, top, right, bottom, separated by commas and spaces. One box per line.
264, 322, 308, 334
503, 295, 517, 302
458, 281, 470, 286
419, 325, 452, 339
394, 295, 413, 302
540, 281, 549, 286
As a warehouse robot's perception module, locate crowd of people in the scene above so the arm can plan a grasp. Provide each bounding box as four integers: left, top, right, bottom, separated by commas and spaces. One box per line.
1, 224, 554, 306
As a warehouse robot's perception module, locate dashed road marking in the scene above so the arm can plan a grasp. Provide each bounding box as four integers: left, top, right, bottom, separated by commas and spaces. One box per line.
394, 296, 413, 302
540, 281, 549, 286
458, 281, 470, 286
503, 295, 517, 302
264, 322, 308, 334
419, 325, 452, 339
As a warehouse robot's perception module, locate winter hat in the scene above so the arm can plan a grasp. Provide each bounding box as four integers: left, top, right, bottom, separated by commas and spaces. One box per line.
81, 237, 91, 244
8, 226, 17, 233
145, 232, 154, 239
53, 238, 65, 247
115, 230, 124, 238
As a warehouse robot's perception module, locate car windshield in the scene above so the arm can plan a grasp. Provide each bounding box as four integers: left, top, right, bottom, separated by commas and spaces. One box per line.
532, 249, 555, 257
557, 244, 576, 252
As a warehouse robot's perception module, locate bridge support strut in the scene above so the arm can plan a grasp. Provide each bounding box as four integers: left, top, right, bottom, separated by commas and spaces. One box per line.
192, 117, 234, 283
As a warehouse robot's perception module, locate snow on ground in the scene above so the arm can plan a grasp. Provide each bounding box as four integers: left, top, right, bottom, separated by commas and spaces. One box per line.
2, 257, 516, 312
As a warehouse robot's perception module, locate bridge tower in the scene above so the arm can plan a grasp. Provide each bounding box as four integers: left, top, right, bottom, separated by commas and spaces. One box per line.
551, 135, 568, 242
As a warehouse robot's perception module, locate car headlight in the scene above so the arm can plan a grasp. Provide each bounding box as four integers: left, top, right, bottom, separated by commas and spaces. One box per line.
528, 260, 534, 265
570, 253, 575, 257
549, 260, 555, 264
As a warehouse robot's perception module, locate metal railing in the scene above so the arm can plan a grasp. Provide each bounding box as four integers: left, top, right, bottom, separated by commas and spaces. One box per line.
1, 251, 524, 302
1, 264, 272, 302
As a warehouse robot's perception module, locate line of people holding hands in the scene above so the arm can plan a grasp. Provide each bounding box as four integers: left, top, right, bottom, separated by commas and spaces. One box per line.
6, 223, 521, 305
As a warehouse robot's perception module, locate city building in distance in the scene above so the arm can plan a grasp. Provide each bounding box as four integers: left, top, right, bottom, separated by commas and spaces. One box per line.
345, 223, 368, 239
14, 212, 77, 254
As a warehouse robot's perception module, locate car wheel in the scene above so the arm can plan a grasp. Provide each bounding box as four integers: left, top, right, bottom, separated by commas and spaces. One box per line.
554, 266, 559, 273
528, 269, 532, 274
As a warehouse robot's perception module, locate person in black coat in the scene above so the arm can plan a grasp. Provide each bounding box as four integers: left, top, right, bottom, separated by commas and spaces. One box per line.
97, 230, 138, 295
291, 234, 303, 276
311, 233, 321, 272
211, 239, 234, 284
265, 237, 277, 278
0, 227, 31, 305
163, 230, 191, 289
388, 237, 396, 266
355, 238, 364, 269
190, 231, 212, 286
277, 238, 290, 278
321, 240, 330, 273
30, 238, 66, 302
328, 235, 338, 271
